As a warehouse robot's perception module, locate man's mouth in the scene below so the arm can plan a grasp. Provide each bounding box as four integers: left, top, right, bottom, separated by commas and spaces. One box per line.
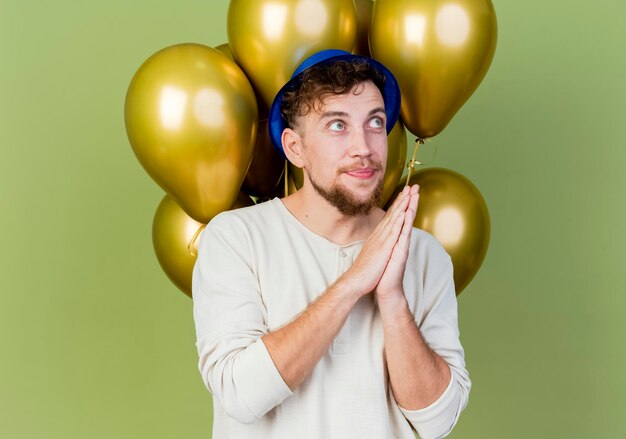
344, 167, 378, 179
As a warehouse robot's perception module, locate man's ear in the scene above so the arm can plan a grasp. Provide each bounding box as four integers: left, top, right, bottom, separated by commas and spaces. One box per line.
281, 128, 305, 168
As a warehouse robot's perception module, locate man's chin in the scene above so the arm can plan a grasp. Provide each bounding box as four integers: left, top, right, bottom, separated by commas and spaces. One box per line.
308, 172, 384, 216
326, 185, 383, 216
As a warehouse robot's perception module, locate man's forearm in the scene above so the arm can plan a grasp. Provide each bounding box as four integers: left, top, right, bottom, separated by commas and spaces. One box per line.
262, 280, 361, 391
378, 293, 451, 410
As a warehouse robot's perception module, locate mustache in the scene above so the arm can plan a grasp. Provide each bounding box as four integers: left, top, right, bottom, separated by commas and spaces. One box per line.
337, 161, 384, 174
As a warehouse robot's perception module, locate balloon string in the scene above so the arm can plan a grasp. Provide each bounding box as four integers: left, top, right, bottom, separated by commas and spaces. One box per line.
284, 160, 289, 197
188, 224, 207, 257
406, 138, 425, 185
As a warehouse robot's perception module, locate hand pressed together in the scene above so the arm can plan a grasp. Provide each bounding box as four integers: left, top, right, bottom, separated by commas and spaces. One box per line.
340, 184, 420, 300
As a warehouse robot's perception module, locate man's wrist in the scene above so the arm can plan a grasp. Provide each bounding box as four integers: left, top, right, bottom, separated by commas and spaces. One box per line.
376, 290, 411, 321
328, 275, 366, 309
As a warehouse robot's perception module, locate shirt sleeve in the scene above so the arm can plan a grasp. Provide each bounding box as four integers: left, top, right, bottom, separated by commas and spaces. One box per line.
398, 238, 471, 439
192, 213, 293, 424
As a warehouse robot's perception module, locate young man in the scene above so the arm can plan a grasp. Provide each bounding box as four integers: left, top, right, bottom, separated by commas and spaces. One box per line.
193, 50, 470, 439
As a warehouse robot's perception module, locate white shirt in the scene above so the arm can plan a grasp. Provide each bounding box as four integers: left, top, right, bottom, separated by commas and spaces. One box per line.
193, 198, 470, 439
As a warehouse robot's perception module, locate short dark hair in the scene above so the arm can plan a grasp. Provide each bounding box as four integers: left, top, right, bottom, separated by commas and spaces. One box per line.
280, 59, 387, 129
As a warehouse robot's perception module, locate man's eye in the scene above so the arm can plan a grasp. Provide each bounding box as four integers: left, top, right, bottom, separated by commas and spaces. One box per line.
329, 121, 346, 131
369, 117, 384, 128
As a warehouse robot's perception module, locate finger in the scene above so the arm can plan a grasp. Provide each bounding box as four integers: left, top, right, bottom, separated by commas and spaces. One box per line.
388, 185, 409, 211
375, 188, 411, 235
367, 192, 410, 253
368, 206, 406, 256
384, 186, 410, 218
364, 186, 414, 255
379, 195, 410, 242
392, 208, 415, 261
384, 188, 408, 220
407, 190, 419, 222
393, 188, 419, 252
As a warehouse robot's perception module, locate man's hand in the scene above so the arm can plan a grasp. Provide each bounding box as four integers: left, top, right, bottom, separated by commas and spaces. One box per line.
337, 184, 418, 299
376, 184, 420, 302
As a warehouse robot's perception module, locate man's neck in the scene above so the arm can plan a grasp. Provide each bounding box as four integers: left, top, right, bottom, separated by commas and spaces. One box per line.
280, 186, 385, 246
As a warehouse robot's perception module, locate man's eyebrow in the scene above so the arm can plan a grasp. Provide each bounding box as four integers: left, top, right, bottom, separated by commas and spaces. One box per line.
368, 107, 387, 116
319, 107, 387, 120
319, 111, 349, 120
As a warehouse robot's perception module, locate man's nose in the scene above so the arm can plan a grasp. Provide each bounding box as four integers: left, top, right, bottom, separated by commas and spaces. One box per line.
348, 128, 372, 157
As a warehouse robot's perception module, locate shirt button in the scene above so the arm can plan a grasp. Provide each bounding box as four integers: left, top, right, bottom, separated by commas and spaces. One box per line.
340, 250, 347, 257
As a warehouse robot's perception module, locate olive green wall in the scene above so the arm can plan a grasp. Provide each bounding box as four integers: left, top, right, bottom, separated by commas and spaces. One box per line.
2, 1, 625, 437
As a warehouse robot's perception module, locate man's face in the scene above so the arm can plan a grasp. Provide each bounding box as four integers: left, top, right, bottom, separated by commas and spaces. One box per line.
296, 80, 388, 216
